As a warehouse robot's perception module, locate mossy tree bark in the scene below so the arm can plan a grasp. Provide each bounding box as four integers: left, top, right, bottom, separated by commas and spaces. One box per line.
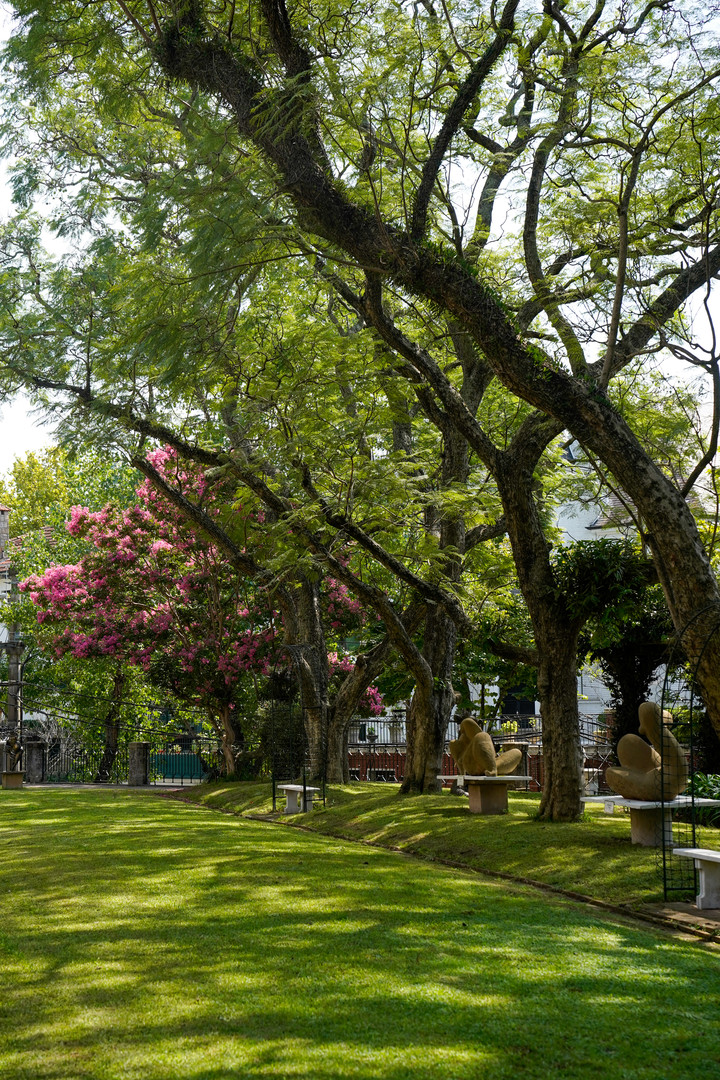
494, 427, 585, 819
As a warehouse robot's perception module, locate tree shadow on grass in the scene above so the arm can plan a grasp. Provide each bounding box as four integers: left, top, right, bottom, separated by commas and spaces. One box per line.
1, 790, 719, 1080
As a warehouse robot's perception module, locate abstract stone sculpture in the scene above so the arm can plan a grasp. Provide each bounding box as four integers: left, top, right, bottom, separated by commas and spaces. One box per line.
449, 716, 522, 777
5, 735, 22, 772
606, 701, 688, 801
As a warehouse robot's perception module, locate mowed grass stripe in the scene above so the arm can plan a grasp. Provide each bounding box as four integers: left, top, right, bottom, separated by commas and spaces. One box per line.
177, 781, 711, 906
0, 788, 718, 1080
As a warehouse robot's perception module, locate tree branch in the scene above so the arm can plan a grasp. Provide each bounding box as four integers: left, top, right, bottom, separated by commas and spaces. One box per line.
465, 517, 507, 549
411, 0, 519, 241
607, 244, 720, 375
130, 455, 297, 621
294, 460, 475, 635
360, 274, 502, 473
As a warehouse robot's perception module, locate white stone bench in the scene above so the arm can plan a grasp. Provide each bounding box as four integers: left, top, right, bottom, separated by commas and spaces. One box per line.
673, 848, 720, 909
276, 783, 320, 814
437, 775, 531, 814
583, 795, 720, 847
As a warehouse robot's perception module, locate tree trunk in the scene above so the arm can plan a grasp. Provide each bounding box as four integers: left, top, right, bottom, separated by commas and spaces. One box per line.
93, 667, 125, 784
217, 703, 243, 775
401, 411, 467, 793
280, 582, 396, 784
323, 715, 346, 784
286, 579, 331, 782
534, 627, 584, 820
496, 443, 584, 820
400, 606, 457, 794
563, 404, 720, 735
401, 685, 453, 793
641, 529, 720, 731
304, 700, 329, 782
327, 635, 396, 783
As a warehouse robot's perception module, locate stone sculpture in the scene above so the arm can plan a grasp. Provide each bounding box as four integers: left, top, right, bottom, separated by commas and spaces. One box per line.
449, 716, 522, 777
606, 701, 688, 801
5, 735, 22, 772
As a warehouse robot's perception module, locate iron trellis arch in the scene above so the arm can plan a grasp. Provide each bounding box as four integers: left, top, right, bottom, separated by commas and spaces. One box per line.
659, 602, 720, 899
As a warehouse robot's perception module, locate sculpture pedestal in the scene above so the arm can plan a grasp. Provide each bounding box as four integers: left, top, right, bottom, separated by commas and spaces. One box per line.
2, 771, 24, 790
439, 775, 531, 815
467, 778, 512, 814
584, 795, 720, 847
627, 805, 673, 847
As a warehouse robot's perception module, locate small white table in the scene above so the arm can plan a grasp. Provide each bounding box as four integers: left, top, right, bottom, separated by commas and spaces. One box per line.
583, 795, 720, 847
673, 848, 720, 909
276, 783, 320, 814
438, 775, 531, 814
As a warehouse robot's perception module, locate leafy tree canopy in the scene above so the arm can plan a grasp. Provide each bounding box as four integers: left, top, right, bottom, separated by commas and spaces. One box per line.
18, 447, 384, 771
0, 445, 136, 537
2, 0, 720, 804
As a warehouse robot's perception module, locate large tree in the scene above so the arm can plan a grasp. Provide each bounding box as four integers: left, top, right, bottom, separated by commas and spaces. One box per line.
2, 0, 720, 814
0, 218, 526, 798
20, 447, 388, 777
0, 446, 172, 780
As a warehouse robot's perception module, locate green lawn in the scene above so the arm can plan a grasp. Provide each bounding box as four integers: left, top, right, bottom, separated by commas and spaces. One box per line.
174, 781, 718, 906
1, 787, 719, 1080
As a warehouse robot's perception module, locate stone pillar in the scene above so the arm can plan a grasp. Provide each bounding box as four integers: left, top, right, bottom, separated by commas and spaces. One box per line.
5, 641, 23, 729
0, 742, 6, 773
0, 506, 9, 558
128, 742, 150, 786
23, 740, 46, 784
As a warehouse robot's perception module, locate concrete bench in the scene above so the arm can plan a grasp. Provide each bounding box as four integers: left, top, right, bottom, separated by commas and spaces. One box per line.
437, 775, 531, 814
673, 848, 720, 909
276, 783, 320, 814
583, 795, 720, 847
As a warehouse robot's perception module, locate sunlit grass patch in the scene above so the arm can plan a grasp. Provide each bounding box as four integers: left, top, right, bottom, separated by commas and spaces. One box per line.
0, 788, 719, 1080
179, 781, 681, 904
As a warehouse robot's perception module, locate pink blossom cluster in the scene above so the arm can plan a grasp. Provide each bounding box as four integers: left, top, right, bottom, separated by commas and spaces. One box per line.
21, 447, 383, 717
328, 653, 383, 715
325, 576, 365, 632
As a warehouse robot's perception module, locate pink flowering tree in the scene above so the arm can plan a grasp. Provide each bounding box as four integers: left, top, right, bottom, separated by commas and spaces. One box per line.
21, 449, 384, 777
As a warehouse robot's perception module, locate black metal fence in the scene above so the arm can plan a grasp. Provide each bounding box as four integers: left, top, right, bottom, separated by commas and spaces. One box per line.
658, 634, 712, 901
35, 738, 222, 786
44, 742, 129, 785
347, 711, 616, 793
41, 738, 222, 786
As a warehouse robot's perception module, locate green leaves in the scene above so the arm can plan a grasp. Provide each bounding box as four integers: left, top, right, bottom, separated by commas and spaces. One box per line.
552, 538, 654, 640
0, 446, 136, 539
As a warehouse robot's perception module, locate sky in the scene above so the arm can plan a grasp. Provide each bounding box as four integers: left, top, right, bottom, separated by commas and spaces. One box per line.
0, 5, 56, 477
0, 6, 58, 477
0, 393, 56, 475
